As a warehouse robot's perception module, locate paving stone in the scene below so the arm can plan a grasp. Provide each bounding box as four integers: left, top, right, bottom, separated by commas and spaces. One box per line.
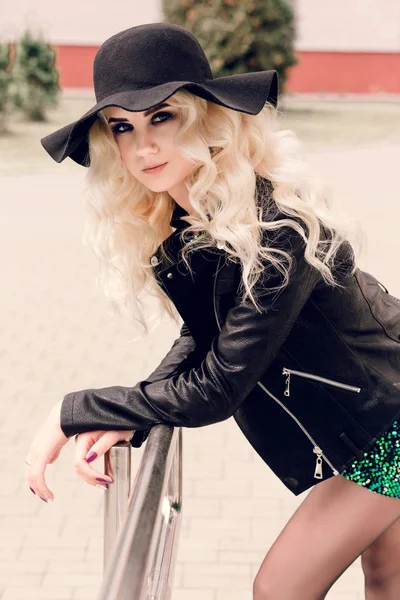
46, 561, 101, 575
183, 574, 252, 589
183, 563, 252, 578
18, 547, 86, 562
0, 548, 19, 561
0, 561, 47, 574
2, 588, 73, 599
0, 575, 43, 588
179, 497, 222, 518
215, 590, 252, 600
72, 587, 101, 600
218, 550, 266, 565
178, 547, 219, 564
173, 591, 215, 600
42, 573, 100, 587
22, 535, 90, 549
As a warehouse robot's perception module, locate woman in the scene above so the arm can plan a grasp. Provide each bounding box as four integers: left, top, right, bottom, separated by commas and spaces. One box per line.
25, 22, 400, 599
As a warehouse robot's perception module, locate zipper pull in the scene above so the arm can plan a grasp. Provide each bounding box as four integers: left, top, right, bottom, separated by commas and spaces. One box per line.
282, 368, 291, 397
313, 446, 323, 479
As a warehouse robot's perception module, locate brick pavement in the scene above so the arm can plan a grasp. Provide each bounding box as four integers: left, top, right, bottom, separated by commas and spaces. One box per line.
0, 140, 399, 599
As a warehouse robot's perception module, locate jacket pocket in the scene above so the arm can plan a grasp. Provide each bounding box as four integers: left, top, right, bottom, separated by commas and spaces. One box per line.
282, 368, 362, 398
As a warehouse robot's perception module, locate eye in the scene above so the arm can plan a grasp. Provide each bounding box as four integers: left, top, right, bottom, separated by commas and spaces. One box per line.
152, 111, 174, 124
111, 122, 132, 135
110, 111, 174, 136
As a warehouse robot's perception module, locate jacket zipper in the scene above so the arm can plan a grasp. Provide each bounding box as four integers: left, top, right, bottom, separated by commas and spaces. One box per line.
282, 368, 361, 398
257, 381, 339, 479
212, 258, 338, 481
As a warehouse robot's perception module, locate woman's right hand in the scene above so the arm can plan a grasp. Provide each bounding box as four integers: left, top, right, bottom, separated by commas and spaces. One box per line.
74, 429, 135, 488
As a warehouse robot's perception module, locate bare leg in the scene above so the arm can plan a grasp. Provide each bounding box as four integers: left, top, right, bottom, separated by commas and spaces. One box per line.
253, 475, 400, 600
362, 516, 400, 599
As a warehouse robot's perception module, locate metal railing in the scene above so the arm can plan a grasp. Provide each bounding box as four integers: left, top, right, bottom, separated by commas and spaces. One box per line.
97, 425, 183, 600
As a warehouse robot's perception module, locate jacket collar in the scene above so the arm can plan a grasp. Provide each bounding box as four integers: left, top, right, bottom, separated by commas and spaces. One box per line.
151, 202, 238, 303
170, 202, 190, 230
150, 203, 189, 275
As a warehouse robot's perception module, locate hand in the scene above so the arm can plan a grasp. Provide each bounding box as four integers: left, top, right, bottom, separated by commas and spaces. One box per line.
74, 429, 135, 489
25, 400, 69, 503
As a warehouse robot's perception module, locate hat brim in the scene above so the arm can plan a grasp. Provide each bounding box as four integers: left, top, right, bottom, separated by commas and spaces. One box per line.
41, 70, 278, 167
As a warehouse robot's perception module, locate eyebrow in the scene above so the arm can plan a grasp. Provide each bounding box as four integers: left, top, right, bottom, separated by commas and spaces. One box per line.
107, 103, 171, 123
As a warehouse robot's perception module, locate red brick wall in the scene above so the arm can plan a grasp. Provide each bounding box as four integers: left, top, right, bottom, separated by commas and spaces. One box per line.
54, 45, 400, 94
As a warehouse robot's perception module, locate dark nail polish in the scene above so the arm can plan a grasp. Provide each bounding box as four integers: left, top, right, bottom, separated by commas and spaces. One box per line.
40, 497, 48, 503
86, 451, 98, 463
29, 487, 36, 495
96, 477, 114, 484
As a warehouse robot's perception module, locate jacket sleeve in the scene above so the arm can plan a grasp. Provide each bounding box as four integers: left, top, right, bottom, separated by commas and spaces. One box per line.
125, 323, 197, 447
141, 323, 197, 383
60, 233, 321, 439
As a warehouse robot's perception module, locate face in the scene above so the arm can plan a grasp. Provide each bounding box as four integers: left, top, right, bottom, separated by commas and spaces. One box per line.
103, 101, 195, 203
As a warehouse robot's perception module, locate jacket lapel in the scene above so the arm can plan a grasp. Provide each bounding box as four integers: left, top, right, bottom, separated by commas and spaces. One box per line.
150, 203, 239, 300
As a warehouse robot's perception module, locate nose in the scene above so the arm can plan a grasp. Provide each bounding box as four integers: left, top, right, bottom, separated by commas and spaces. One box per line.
135, 128, 158, 158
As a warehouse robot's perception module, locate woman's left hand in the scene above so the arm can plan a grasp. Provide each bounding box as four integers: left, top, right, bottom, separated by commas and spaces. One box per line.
25, 400, 69, 503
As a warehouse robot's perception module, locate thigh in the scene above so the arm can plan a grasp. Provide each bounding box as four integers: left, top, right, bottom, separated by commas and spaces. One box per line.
254, 475, 400, 600
362, 515, 400, 580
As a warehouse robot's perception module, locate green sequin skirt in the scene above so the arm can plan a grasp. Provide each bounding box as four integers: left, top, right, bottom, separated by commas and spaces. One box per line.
341, 419, 400, 498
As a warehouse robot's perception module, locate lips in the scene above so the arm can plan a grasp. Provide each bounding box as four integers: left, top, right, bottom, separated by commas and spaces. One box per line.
142, 162, 167, 172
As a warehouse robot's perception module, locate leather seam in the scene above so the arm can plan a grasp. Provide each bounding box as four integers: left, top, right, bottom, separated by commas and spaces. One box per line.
354, 272, 400, 344
310, 290, 400, 390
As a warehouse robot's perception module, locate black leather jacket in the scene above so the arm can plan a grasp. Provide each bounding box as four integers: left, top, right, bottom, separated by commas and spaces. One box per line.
60, 203, 400, 495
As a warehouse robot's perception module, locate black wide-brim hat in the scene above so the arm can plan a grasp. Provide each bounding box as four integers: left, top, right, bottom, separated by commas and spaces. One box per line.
41, 22, 279, 167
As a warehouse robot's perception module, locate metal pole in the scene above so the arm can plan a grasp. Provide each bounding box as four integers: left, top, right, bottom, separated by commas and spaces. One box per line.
145, 428, 182, 599
103, 441, 132, 571
98, 425, 182, 600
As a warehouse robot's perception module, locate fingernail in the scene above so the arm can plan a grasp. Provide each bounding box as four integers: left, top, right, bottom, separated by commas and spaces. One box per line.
29, 487, 36, 495
96, 477, 114, 484
40, 497, 48, 503
86, 451, 97, 463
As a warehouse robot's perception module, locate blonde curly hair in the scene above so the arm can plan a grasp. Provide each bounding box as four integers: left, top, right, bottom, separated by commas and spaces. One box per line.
82, 89, 361, 333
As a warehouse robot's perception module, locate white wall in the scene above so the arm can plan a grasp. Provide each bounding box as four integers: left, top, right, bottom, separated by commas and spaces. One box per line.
2, 0, 400, 52
295, 0, 400, 52
1, 0, 162, 45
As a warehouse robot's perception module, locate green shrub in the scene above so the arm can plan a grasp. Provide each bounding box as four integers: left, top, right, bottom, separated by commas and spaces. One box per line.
163, 0, 297, 92
13, 29, 60, 121
0, 41, 13, 132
